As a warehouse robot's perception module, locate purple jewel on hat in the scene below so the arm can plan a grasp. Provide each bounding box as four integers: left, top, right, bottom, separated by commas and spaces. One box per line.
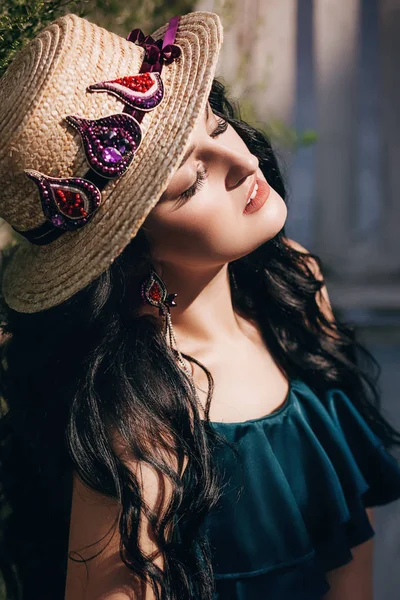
87, 72, 164, 111
24, 170, 102, 231
65, 113, 142, 178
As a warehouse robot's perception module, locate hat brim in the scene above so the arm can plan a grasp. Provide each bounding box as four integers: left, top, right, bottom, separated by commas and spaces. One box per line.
2, 11, 223, 313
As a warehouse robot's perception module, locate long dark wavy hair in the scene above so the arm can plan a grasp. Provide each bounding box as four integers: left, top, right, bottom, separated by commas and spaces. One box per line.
0, 77, 399, 600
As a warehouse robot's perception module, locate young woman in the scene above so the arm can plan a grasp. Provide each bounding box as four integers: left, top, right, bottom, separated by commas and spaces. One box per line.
0, 9, 399, 600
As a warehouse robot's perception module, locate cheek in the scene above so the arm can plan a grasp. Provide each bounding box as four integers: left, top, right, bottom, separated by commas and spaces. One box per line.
144, 196, 239, 264
143, 179, 287, 267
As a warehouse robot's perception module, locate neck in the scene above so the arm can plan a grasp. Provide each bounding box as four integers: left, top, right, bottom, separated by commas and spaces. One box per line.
140, 263, 251, 351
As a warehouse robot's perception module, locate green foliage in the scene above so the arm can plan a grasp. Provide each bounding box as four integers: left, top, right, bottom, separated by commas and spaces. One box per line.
81, 0, 196, 36
0, 0, 84, 78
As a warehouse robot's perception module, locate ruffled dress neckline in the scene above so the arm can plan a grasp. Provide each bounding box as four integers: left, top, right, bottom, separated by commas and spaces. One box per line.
192, 378, 400, 600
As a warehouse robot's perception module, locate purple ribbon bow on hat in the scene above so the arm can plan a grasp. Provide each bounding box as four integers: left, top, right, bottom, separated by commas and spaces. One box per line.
127, 23, 181, 73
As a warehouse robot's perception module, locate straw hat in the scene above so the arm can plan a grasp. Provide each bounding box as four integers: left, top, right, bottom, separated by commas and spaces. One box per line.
0, 11, 223, 313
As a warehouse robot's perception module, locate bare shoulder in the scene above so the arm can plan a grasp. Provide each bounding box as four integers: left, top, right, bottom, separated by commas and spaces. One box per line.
282, 236, 309, 254
283, 236, 336, 325
65, 447, 181, 600
283, 236, 324, 280
65, 472, 131, 599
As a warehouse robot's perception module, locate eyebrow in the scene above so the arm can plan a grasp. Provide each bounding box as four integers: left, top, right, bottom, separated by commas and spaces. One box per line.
178, 103, 210, 169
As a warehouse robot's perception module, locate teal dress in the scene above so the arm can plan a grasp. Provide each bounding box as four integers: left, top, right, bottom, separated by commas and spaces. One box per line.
198, 378, 400, 599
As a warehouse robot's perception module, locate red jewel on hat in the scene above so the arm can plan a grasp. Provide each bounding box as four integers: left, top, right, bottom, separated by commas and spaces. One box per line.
24, 170, 101, 231
114, 73, 154, 92
87, 72, 164, 112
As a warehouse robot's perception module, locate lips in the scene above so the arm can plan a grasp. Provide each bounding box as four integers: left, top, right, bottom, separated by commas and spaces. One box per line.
244, 177, 270, 214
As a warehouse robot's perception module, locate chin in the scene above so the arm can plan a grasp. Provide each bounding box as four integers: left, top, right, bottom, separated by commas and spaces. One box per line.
244, 187, 287, 251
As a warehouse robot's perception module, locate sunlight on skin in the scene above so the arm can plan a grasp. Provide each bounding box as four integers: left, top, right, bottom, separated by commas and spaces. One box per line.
138, 100, 287, 350
143, 101, 287, 275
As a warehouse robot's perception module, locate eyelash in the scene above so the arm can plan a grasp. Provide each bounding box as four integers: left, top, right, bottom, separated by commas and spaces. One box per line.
178, 117, 229, 202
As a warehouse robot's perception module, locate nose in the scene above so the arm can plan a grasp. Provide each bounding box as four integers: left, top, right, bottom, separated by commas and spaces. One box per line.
205, 139, 259, 191
227, 153, 259, 192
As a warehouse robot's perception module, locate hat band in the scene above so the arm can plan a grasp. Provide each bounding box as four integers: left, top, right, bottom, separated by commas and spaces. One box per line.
12, 16, 181, 246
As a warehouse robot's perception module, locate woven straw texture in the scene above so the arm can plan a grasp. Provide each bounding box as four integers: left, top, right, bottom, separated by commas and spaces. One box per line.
0, 11, 223, 313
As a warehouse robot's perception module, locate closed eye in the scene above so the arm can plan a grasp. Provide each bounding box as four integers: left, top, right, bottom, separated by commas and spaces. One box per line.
177, 117, 229, 203
210, 117, 228, 139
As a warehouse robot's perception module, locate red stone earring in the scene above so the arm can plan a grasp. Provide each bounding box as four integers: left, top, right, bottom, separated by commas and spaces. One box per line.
141, 266, 209, 415
141, 265, 194, 379
141, 266, 177, 316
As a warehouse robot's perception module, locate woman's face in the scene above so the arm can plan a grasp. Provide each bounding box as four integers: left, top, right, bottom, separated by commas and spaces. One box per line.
142, 101, 287, 270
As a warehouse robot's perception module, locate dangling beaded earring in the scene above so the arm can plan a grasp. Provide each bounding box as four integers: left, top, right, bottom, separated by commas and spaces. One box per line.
140, 265, 194, 383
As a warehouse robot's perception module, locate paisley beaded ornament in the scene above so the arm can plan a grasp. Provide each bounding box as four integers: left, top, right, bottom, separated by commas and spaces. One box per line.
21, 30, 173, 239
87, 72, 164, 112
24, 170, 101, 231
65, 113, 142, 178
